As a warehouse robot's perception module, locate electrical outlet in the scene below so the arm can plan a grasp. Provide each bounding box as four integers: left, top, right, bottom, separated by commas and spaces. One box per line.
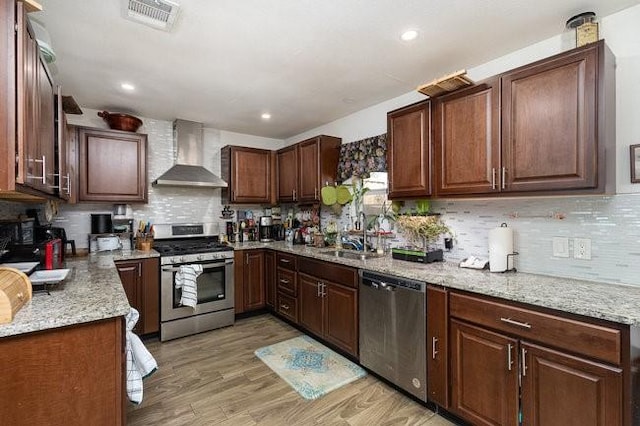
573, 238, 592, 260
552, 237, 569, 258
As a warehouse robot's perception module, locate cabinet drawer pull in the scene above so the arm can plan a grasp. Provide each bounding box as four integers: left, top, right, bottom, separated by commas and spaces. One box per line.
507, 343, 513, 371
432, 337, 438, 359
491, 168, 496, 190
280, 304, 290, 311
279, 258, 290, 264
500, 317, 532, 329
279, 278, 289, 284
521, 347, 527, 377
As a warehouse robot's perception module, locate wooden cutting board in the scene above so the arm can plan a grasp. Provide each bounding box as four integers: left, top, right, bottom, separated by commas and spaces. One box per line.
0, 267, 32, 324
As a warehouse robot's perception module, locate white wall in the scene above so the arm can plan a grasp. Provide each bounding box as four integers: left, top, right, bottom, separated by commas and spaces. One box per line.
293, 4, 640, 285
50, 108, 283, 249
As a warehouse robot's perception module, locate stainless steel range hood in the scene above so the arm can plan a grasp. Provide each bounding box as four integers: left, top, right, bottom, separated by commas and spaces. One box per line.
152, 119, 228, 188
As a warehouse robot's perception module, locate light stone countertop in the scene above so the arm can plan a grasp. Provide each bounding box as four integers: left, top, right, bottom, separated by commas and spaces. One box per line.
233, 241, 640, 327
0, 250, 159, 339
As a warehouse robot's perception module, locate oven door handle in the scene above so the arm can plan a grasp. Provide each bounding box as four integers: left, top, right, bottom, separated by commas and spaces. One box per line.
161, 259, 233, 273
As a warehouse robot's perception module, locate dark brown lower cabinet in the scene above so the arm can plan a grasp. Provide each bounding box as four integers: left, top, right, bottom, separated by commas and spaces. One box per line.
115, 257, 159, 335
265, 250, 276, 309
299, 273, 324, 336
427, 285, 448, 408
234, 250, 266, 313
521, 342, 622, 426
0, 318, 125, 426
450, 319, 519, 426
449, 290, 629, 426
297, 256, 359, 358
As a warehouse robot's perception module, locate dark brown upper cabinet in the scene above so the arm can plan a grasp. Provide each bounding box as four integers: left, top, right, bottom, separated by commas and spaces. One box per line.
434, 79, 500, 196
77, 127, 148, 203
277, 135, 341, 204
387, 100, 432, 199
0, 1, 57, 200
276, 145, 298, 202
432, 40, 614, 197
221, 145, 274, 204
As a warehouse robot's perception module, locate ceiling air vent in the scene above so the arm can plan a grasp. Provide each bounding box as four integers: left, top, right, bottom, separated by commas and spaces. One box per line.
123, 0, 180, 32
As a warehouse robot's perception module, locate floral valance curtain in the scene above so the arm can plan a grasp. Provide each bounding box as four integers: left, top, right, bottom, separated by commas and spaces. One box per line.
336, 133, 387, 182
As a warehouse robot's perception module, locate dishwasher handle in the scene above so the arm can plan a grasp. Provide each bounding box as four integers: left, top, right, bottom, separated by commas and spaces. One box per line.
363, 279, 396, 291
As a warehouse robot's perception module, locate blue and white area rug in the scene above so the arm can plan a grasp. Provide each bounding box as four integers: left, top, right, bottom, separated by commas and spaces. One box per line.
255, 335, 366, 400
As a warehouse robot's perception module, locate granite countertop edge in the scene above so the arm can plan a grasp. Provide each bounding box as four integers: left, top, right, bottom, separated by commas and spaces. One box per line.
233, 241, 640, 327
0, 253, 138, 339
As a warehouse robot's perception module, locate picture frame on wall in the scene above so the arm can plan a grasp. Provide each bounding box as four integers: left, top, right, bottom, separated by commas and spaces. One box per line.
631, 144, 640, 183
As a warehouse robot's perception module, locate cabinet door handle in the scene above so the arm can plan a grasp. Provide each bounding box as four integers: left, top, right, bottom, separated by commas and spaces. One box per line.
28, 156, 46, 184
491, 168, 496, 190
138, 265, 142, 277
280, 304, 290, 311
314, 187, 318, 199
279, 278, 289, 284
292, 189, 297, 201
501, 166, 506, 189
507, 343, 514, 371
500, 317, 532, 329
317, 281, 321, 297
65, 173, 71, 195
432, 337, 438, 359
321, 282, 326, 297
521, 347, 527, 377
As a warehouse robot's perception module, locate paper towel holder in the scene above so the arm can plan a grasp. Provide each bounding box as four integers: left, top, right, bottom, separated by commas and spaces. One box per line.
504, 252, 519, 273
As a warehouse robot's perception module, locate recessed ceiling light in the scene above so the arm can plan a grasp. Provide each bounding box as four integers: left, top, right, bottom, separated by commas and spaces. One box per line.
261, 113, 271, 120
400, 29, 419, 41
121, 82, 135, 91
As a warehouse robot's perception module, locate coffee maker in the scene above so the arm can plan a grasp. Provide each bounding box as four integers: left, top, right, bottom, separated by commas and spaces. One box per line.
259, 216, 274, 242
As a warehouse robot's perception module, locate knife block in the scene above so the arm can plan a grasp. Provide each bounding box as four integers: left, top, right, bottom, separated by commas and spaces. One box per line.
0, 267, 32, 324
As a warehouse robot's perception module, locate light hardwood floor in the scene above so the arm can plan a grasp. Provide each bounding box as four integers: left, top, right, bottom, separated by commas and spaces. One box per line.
127, 315, 457, 425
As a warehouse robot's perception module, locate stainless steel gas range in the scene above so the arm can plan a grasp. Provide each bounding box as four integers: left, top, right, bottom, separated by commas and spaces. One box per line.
153, 223, 234, 341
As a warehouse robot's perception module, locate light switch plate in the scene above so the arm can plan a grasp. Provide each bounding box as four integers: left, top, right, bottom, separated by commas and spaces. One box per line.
552, 237, 569, 258
573, 238, 592, 260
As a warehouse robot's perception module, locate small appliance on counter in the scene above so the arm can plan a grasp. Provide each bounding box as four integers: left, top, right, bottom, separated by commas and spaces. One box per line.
0, 218, 35, 246
91, 213, 113, 234
259, 216, 274, 242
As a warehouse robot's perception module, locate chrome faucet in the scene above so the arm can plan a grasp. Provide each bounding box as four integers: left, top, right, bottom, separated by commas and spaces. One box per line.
359, 211, 367, 251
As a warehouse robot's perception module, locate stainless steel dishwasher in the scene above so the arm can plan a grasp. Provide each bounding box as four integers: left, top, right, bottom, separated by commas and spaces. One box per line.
359, 270, 427, 402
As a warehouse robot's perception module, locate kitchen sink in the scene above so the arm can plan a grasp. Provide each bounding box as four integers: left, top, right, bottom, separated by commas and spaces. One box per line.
318, 249, 386, 260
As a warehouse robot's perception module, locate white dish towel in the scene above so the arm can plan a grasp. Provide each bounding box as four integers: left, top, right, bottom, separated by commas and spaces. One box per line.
126, 307, 158, 404
174, 264, 203, 308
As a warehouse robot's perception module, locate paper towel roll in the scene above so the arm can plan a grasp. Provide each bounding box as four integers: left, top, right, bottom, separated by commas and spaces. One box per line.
489, 223, 513, 272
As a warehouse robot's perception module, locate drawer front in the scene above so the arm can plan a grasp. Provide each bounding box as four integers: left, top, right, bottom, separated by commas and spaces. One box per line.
277, 268, 297, 296
276, 253, 297, 271
277, 292, 298, 323
298, 257, 358, 288
449, 292, 622, 365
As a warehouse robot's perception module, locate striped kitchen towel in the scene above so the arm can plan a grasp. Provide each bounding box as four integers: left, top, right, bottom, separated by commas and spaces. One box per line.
174, 264, 203, 308
126, 307, 158, 404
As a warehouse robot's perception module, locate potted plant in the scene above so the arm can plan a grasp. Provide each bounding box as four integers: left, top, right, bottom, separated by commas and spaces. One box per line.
394, 201, 451, 263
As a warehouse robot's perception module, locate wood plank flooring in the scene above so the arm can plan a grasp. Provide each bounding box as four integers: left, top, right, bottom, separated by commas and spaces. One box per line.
127, 315, 457, 425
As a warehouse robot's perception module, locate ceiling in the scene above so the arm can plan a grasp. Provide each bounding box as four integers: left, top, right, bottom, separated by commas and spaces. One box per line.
35, 0, 639, 140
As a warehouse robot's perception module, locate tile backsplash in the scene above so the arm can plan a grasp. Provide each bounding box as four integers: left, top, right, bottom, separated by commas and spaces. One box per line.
321, 193, 640, 286
431, 195, 640, 286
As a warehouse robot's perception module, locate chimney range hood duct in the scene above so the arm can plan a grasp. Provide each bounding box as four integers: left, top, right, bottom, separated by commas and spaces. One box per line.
152, 119, 228, 188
